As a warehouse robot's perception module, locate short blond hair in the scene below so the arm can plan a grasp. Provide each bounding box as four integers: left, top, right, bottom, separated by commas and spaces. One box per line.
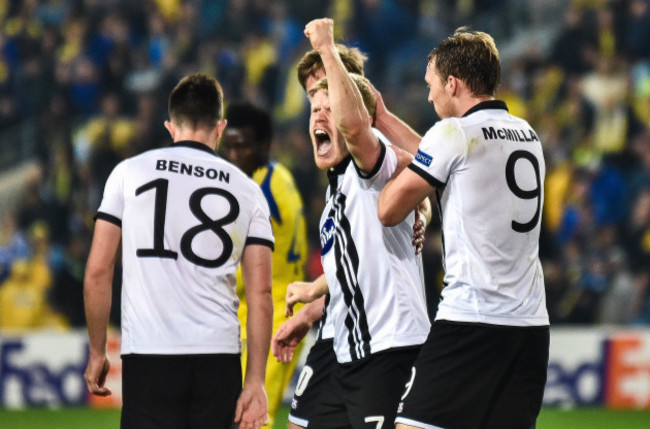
297, 44, 367, 90
313, 73, 377, 118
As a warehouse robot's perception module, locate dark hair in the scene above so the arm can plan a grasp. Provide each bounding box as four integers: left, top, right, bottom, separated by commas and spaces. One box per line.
168, 73, 224, 129
225, 101, 273, 145
428, 27, 501, 97
297, 44, 367, 90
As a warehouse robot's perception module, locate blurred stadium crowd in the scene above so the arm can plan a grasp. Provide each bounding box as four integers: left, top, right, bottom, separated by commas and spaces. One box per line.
1, 0, 650, 332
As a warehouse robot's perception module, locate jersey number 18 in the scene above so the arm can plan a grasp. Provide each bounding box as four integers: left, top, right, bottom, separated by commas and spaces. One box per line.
135, 178, 240, 268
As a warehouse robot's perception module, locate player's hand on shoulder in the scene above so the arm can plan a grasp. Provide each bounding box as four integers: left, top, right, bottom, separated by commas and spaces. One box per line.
234, 382, 268, 429
304, 18, 334, 52
412, 209, 426, 255
366, 79, 387, 123
388, 145, 414, 178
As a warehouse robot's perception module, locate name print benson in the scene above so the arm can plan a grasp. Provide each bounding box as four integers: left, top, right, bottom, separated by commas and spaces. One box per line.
156, 159, 230, 183
482, 126, 539, 143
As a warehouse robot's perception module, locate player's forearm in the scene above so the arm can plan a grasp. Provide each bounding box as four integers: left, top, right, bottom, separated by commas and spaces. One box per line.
245, 290, 273, 385
242, 246, 273, 385
320, 46, 371, 145
418, 197, 432, 227
306, 274, 329, 301
84, 269, 113, 357
374, 110, 421, 155
297, 294, 326, 326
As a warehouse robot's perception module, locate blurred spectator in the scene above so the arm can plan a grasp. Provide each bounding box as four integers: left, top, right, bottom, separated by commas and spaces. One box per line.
0, 0, 649, 328
0, 222, 64, 331
0, 211, 29, 283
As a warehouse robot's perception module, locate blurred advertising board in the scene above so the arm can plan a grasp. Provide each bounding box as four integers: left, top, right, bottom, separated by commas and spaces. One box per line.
0, 329, 122, 408
1, 327, 649, 409
545, 327, 650, 408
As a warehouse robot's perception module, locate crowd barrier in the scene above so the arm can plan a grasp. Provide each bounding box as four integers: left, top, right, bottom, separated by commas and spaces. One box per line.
1, 327, 649, 409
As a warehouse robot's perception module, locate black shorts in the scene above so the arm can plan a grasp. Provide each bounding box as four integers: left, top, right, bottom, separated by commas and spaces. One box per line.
289, 338, 336, 427
309, 346, 421, 429
121, 354, 241, 429
395, 321, 549, 429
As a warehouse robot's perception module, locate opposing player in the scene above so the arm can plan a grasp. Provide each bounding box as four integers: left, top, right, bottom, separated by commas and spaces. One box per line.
293, 18, 430, 428
221, 101, 308, 428
378, 28, 550, 429
83, 73, 273, 429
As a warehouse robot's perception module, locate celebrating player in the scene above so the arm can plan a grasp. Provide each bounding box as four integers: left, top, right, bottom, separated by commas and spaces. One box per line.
284, 18, 430, 429
378, 28, 550, 429
273, 35, 430, 429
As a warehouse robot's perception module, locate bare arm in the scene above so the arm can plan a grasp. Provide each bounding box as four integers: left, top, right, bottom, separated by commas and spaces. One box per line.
369, 80, 422, 155
285, 274, 329, 316
235, 244, 273, 429
305, 18, 381, 173
84, 219, 121, 397
379, 168, 434, 226
273, 292, 326, 364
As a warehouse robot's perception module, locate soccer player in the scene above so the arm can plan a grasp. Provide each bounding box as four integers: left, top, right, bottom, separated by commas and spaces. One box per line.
83, 73, 274, 429
378, 28, 550, 429
289, 18, 430, 429
220, 101, 308, 428
273, 40, 430, 429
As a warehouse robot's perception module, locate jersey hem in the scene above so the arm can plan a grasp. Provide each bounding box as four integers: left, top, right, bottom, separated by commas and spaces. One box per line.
121, 346, 240, 355
335, 334, 428, 364
435, 313, 550, 327
395, 416, 445, 429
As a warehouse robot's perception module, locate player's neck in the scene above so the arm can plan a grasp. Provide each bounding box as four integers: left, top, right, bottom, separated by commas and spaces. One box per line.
455, 95, 495, 118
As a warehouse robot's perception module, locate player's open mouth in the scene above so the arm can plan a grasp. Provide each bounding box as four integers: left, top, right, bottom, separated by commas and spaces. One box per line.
314, 129, 331, 156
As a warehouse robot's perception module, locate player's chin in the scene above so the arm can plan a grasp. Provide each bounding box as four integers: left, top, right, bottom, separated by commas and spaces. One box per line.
314, 154, 334, 170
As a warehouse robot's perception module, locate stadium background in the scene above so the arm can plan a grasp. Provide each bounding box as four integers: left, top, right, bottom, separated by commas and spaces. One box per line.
1, 0, 650, 427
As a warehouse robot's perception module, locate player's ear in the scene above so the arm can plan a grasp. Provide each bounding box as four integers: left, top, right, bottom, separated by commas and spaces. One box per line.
164, 120, 175, 139
217, 119, 228, 139
446, 75, 458, 96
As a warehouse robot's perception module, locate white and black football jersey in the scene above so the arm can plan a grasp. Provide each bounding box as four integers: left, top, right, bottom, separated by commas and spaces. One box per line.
410, 100, 549, 326
96, 141, 274, 355
319, 132, 430, 364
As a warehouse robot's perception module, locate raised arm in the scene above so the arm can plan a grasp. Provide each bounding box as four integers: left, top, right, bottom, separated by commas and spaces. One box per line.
304, 18, 380, 173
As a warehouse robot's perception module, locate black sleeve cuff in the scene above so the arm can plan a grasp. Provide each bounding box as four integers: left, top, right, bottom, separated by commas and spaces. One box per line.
245, 237, 275, 252
95, 211, 122, 228
408, 164, 446, 189
353, 137, 386, 179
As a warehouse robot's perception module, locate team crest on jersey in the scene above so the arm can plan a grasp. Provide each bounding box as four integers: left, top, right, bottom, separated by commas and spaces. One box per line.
415, 149, 433, 166
320, 218, 335, 255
